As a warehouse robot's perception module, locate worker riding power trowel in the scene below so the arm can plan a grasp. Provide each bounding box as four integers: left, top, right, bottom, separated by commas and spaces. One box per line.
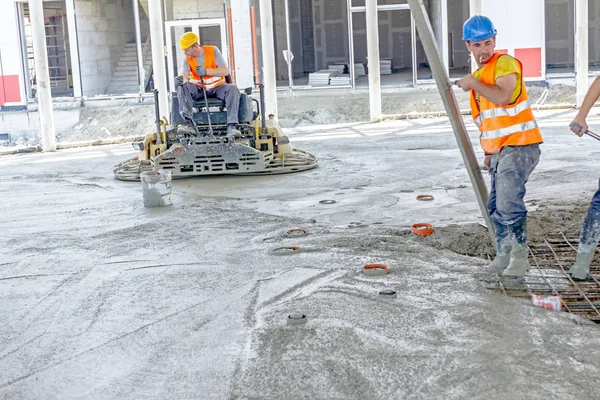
113, 83, 317, 181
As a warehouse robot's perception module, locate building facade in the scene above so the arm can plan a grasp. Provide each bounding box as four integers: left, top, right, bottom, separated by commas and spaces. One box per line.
0, 0, 598, 109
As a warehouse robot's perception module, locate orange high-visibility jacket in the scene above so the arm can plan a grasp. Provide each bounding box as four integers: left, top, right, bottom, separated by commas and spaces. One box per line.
470, 53, 543, 154
186, 46, 226, 91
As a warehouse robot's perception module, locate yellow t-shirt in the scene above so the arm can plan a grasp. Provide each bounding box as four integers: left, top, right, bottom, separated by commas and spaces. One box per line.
474, 54, 522, 104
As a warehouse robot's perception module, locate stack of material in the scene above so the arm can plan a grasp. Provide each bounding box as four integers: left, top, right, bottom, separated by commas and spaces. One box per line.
327, 64, 345, 74
329, 75, 351, 86
380, 58, 393, 75
354, 63, 367, 76
308, 70, 339, 86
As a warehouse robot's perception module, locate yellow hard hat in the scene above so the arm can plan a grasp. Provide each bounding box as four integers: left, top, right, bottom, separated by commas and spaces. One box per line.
180, 32, 198, 50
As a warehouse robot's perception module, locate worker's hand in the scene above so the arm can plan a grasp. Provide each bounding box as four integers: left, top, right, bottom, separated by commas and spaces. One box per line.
175, 75, 184, 88
569, 118, 588, 137
456, 75, 477, 92
195, 66, 207, 77
484, 155, 491, 170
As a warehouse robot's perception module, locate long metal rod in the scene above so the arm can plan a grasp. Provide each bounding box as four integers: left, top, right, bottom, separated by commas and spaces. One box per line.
283, 0, 293, 88
250, 6, 260, 87
133, 0, 145, 97
227, 8, 237, 84
407, 0, 494, 242
410, 11, 417, 87
347, 0, 356, 90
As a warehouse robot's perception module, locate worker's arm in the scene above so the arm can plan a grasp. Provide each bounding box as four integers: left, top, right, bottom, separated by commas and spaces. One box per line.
571, 75, 600, 136
207, 64, 230, 77
457, 73, 518, 106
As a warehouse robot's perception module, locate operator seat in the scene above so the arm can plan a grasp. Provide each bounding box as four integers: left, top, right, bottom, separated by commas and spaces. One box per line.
170, 76, 255, 127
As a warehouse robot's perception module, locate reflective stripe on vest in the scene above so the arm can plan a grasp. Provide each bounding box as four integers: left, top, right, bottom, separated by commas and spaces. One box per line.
470, 53, 543, 154
474, 100, 532, 127
186, 46, 226, 91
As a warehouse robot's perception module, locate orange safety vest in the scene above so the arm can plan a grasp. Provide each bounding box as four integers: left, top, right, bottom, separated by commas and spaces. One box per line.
186, 46, 226, 91
470, 52, 543, 154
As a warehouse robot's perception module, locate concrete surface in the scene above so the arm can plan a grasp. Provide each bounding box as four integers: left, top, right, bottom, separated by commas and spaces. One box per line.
1, 109, 600, 399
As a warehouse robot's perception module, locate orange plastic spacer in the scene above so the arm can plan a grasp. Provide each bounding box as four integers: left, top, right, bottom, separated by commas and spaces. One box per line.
416, 194, 434, 201
412, 223, 434, 237
287, 228, 308, 236
363, 263, 389, 273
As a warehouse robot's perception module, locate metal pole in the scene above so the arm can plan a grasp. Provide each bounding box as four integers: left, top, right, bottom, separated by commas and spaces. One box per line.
440, 0, 448, 71
28, 0, 57, 152
407, 0, 495, 242
347, 0, 356, 89
148, 0, 169, 121
65, 0, 82, 98
284, 0, 293, 88
133, 0, 145, 97
365, 0, 381, 122
258, 0, 278, 118
250, 6, 260, 86
468, 0, 482, 72
575, 0, 589, 108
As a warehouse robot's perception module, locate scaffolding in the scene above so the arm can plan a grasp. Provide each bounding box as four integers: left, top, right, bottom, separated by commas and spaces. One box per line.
23, 7, 71, 98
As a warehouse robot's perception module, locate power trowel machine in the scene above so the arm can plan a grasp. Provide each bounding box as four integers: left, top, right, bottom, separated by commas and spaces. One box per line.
113, 83, 317, 181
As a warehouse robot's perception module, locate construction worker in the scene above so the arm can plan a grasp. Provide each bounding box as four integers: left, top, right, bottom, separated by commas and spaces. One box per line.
457, 16, 543, 278
176, 32, 241, 137
567, 76, 600, 280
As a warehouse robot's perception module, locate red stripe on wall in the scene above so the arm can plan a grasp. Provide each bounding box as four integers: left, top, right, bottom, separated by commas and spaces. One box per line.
0, 75, 21, 105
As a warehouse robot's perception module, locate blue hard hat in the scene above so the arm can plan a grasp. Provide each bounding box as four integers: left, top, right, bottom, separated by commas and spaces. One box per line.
462, 15, 497, 42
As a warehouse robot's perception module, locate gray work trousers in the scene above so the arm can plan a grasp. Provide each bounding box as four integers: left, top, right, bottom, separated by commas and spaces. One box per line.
177, 82, 241, 125
488, 144, 541, 227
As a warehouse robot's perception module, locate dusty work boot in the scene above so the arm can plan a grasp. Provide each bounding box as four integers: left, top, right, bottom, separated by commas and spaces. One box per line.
568, 252, 594, 280
502, 218, 529, 278
489, 222, 511, 272
177, 122, 197, 135
227, 124, 242, 139
502, 243, 529, 278
568, 208, 600, 280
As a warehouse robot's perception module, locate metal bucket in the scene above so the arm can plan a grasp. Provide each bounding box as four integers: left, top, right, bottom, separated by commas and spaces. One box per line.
140, 170, 172, 208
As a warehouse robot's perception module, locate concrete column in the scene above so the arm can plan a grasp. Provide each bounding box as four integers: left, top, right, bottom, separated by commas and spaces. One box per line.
65, 0, 82, 98
365, 0, 381, 122
133, 0, 146, 97
431, 0, 449, 71
148, 0, 169, 121
440, 0, 448, 71
469, 0, 482, 16
28, 0, 56, 151
575, 0, 589, 108
259, 0, 278, 117
468, 0, 482, 72
231, 0, 255, 89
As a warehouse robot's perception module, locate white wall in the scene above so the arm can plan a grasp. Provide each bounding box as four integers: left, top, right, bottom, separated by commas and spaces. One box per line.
172, 0, 223, 19
230, 0, 255, 88
0, 1, 26, 106
75, 0, 136, 96
482, 0, 545, 79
